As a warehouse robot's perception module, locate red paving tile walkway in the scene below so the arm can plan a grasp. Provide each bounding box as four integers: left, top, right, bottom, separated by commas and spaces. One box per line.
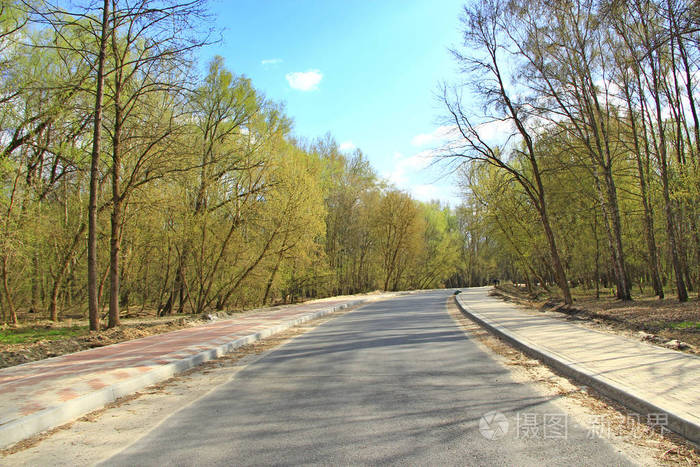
0, 296, 380, 448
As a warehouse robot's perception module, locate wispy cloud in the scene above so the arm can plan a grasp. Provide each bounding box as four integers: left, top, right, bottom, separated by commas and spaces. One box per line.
339, 141, 356, 152
412, 184, 440, 201
474, 119, 515, 143
261, 58, 283, 66
385, 152, 409, 185
286, 70, 323, 91
383, 150, 434, 186
383, 149, 459, 206
411, 184, 458, 205
410, 125, 458, 147
405, 149, 435, 170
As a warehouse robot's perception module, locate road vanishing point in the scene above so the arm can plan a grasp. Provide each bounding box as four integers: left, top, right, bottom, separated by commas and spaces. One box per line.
101, 290, 635, 466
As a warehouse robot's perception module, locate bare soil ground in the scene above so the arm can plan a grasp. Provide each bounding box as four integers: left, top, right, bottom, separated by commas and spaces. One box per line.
0, 317, 199, 369
0, 292, 381, 370
493, 284, 700, 355
447, 298, 700, 466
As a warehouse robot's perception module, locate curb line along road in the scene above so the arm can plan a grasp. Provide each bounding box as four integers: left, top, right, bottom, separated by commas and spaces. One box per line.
0, 298, 368, 450
454, 292, 700, 446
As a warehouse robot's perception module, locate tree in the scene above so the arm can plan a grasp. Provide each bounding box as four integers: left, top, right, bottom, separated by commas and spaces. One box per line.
88, 0, 111, 330
318, 139, 380, 294
502, 0, 633, 300
103, 0, 212, 327
442, 0, 573, 304
373, 190, 423, 291
446, 0, 699, 303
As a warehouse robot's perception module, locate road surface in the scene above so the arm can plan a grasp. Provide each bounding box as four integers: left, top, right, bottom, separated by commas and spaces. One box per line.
102, 290, 634, 466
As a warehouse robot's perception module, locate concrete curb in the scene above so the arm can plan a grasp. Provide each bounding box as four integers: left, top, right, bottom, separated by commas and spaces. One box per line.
0, 298, 368, 449
454, 294, 700, 445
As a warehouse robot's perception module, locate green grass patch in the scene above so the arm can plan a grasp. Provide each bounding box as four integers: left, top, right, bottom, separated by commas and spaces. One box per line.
667, 321, 700, 330
0, 326, 88, 344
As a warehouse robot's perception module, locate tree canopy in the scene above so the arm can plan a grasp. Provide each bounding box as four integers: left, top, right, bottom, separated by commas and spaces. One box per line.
0, 0, 465, 326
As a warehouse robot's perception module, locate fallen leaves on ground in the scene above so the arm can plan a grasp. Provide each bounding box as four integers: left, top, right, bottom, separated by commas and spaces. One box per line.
493, 284, 700, 354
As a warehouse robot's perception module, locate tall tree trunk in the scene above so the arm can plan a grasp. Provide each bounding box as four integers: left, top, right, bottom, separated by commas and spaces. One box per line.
582, 69, 632, 301
160, 251, 185, 317
49, 223, 86, 321
602, 165, 632, 300
108, 148, 122, 326
625, 75, 665, 298
87, 0, 111, 331
31, 253, 40, 314
594, 215, 600, 300
649, 46, 688, 301
108, 50, 123, 329
263, 252, 283, 306
532, 159, 572, 305
263, 230, 290, 305
591, 167, 624, 296
1, 256, 17, 325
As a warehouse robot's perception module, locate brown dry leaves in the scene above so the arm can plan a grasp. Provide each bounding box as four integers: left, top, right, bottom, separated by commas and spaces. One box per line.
493, 285, 700, 353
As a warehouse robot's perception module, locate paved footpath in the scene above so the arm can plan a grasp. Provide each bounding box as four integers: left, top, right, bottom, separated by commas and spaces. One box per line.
0, 295, 384, 449
457, 287, 700, 445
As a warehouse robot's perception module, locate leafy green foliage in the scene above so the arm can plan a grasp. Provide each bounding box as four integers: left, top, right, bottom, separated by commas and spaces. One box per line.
668, 321, 700, 330
0, 326, 88, 344
0, 25, 462, 324
448, 0, 700, 301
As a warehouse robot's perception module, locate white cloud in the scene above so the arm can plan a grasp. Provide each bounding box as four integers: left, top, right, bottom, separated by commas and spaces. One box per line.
261, 58, 283, 66
384, 153, 408, 185
380, 129, 465, 206
286, 70, 323, 91
410, 125, 459, 147
412, 184, 439, 201
404, 150, 435, 170
382, 151, 460, 206
411, 184, 460, 206
411, 133, 434, 147
474, 119, 515, 143
384, 165, 407, 186
339, 141, 356, 152
383, 150, 435, 187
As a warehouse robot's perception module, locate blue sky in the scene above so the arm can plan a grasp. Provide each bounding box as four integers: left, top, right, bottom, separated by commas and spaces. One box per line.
202, 0, 467, 205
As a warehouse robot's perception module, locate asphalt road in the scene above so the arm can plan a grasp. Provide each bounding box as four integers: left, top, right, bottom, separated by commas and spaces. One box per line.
102, 290, 634, 466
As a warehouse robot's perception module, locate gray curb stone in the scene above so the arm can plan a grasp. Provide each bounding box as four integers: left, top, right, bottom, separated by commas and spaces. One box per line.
0, 299, 367, 449
455, 294, 700, 446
